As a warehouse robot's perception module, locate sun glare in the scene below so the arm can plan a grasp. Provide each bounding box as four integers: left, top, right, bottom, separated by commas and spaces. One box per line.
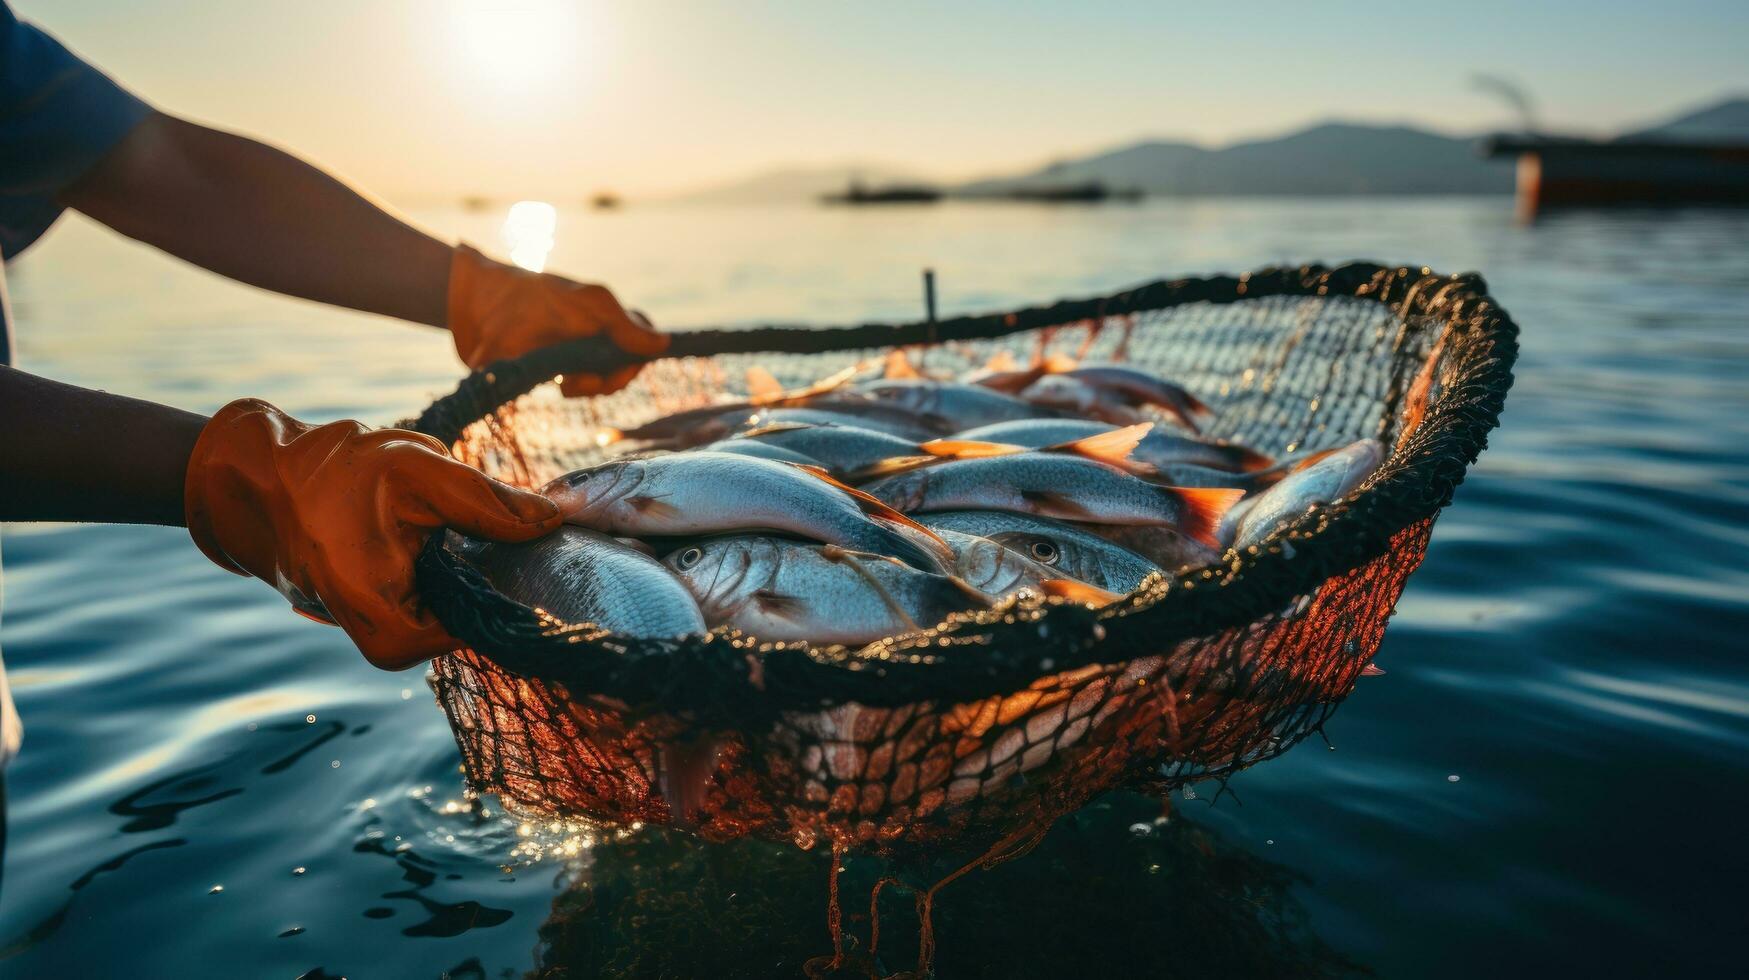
453, 0, 581, 93
502, 200, 558, 272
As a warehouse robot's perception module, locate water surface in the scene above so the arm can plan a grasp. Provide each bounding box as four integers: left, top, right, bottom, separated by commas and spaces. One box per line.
2, 198, 1745, 977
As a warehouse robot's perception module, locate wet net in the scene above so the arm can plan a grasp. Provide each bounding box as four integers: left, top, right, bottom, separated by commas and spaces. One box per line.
408, 262, 1515, 861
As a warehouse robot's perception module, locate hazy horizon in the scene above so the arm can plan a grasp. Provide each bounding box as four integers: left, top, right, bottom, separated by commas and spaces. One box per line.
18, 0, 1749, 204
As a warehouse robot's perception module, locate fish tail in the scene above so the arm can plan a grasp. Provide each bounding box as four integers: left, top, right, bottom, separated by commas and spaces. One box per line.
1166, 486, 1246, 549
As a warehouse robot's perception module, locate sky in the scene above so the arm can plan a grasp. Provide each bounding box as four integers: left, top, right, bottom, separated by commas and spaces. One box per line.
18, 0, 1749, 202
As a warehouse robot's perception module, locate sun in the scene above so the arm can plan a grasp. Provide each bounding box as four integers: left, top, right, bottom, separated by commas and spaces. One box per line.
452, 0, 582, 93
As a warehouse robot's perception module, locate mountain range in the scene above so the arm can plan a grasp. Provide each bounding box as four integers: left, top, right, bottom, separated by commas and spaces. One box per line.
669, 94, 1746, 204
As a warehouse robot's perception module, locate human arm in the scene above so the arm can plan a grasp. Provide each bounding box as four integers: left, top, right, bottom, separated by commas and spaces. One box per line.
0, 365, 561, 667
57, 112, 667, 392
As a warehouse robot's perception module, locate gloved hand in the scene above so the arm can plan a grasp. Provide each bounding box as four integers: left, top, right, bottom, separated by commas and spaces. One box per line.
447, 244, 669, 397
184, 398, 562, 669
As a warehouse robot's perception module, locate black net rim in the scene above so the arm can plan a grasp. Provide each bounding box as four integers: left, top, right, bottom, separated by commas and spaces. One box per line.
408, 261, 1517, 722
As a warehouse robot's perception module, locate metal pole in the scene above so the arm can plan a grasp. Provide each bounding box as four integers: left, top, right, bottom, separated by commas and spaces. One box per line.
922, 268, 937, 328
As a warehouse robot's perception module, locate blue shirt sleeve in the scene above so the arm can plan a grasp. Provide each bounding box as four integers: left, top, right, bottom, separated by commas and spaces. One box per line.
0, 2, 152, 258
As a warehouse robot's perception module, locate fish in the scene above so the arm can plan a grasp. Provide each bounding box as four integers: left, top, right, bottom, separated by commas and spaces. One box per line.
951, 418, 1274, 473
920, 511, 1164, 593
1019, 374, 1150, 426
453, 527, 706, 637
961, 350, 1079, 393
616, 400, 944, 446
1232, 439, 1386, 549
731, 421, 924, 478
834, 379, 1069, 431
934, 528, 1061, 598
662, 536, 988, 645
697, 435, 822, 468
853, 421, 1157, 481
542, 451, 950, 572
1061, 364, 1213, 432
858, 452, 1243, 548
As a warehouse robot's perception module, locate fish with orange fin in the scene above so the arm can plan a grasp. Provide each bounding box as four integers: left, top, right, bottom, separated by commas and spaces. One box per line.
543, 451, 951, 572
951, 418, 1274, 473
858, 446, 1244, 550
962, 350, 1079, 394
1230, 439, 1385, 549
935, 528, 1126, 604
1059, 364, 1214, 432
662, 536, 989, 645
920, 511, 1164, 593
617, 402, 946, 446
849, 421, 1160, 481
1019, 374, 1151, 426
729, 421, 928, 478
833, 378, 1074, 431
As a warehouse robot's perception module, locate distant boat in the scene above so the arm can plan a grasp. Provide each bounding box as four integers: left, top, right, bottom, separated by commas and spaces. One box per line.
1000, 181, 1144, 203
822, 179, 942, 205
591, 191, 623, 210
1482, 135, 1749, 219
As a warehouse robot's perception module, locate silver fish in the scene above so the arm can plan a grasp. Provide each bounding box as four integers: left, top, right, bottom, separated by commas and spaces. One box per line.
1019, 374, 1150, 426
663, 536, 985, 645
951, 418, 1273, 473
454, 527, 706, 637
921, 511, 1163, 593
697, 436, 821, 468
543, 451, 947, 572
934, 528, 1059, 598
732, 421, 923, 477
1061, 364, 1213, 432
836, 379, 1066, 431
1232, 439, 1385, 549
618, 402, 943, 446
860, 452, 1242, 548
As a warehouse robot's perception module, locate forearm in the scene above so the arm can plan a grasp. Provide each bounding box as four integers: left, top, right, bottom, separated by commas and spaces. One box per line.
59, 112, 453, 328
0, 365, 205, 525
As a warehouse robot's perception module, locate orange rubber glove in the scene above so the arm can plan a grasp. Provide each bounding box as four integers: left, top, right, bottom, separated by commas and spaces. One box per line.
185, 399, 562, 669
447, 244, 669, 397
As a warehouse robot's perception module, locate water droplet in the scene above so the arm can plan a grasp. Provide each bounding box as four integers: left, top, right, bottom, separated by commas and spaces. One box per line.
400, 689, 413, 701
1447, 774, 1460, 783
305, 714, 316, 724
278, 926, 305, 939
329, 760, 341, 769
292, 866, 306, 876
208, 885, 224, 895
1128, 822, 1152, 837
1266, 839, 1275, 845
1147, 863, 1161, 874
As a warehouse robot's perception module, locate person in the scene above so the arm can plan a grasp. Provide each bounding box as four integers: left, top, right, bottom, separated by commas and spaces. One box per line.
0, 1, 665, 859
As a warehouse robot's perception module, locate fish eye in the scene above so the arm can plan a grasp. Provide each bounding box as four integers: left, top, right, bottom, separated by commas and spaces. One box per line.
674, 547, 704, 569
1029, 540, 1059, 564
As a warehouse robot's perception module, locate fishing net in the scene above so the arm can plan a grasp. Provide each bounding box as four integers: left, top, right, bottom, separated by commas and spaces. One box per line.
409, 262, 1515, 863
